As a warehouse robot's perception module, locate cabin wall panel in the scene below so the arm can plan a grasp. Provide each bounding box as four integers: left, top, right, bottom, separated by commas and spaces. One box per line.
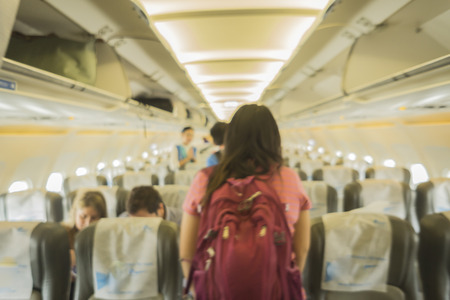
404, 124, 450, 177
0, 135, 68, 192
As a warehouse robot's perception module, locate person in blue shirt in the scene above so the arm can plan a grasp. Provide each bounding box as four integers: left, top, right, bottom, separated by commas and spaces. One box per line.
206, 122, 228, 167
170, 126, 197, 171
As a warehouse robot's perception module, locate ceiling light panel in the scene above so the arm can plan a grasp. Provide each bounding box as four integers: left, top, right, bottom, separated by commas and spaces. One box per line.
142, 0, 332, 120
185, 61, 284, 84
153, 14, 316, 63
142, 0, 331, 15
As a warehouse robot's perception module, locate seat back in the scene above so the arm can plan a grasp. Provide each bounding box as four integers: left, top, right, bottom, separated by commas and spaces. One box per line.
68, 186, 129, 217
0, 222, 71, 300
174, 169, 198, 186
418, 211, 450, 300
304, 213, 420, 300
74, 218, 181, 300
0, 189, 64, 222
416, 178, 450, 221
63, 174, 107, 197
313, 166, 359, 211
344, 179, 411, 220
366, 167, 411, 184
113, 171, 153, 191
146, 163, 170, 186
302, 181, 337, 218
155, 185, 190, 226
300, 159, 324, 179
295, 168, 308, 181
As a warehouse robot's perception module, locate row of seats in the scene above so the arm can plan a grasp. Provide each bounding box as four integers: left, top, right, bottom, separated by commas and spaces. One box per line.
2, 211, 448, 299
2, 172, 447, 227
295, 165, 411, 184
0, 184, 190, 227
63, 169, 198, 195
302, 178, 450, 221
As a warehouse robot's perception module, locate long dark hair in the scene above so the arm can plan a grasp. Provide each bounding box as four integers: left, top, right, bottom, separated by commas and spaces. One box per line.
202, 104, 282, 206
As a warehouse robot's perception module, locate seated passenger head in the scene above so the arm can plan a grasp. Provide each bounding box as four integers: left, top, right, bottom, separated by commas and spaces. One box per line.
210, 122, 228, 146
72, 191, 107, 231
127, 185, 165, 218
181, 126, 194, 145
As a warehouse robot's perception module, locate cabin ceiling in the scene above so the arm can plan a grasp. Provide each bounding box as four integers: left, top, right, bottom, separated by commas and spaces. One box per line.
2, 0, 450, 128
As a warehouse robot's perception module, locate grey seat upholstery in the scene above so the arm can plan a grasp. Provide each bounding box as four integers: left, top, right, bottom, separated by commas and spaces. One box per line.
0, 222, 71, 300
343, 179, 411, 220
418, 212, 450, 300
302, 181, 337, 219
304, 214, 420, 300
296, 168, 308, 181
74, 219, 181, 300
155, 185, 190, 226
365, 167, 411, 184
416, 178, 450, 221
68, 186, 130, 217
0, 189, 64, 222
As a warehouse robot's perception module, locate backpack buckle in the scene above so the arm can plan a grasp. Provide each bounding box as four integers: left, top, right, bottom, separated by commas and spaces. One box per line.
274, 231, 286, 245
237, 191, 262, 213
204, 229, 218, 240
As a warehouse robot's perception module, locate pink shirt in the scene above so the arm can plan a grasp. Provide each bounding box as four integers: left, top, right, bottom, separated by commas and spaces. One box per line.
183, 166, 311, 233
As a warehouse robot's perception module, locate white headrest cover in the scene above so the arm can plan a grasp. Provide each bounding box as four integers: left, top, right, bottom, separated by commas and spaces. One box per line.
359, 180, 406, 219
374, 167, 406, 182
93, 217, 162, 299
431, 178, 450, 213
322, 212, 391, 292
0, 222, 39, 299
68, 174, 98, 192
303, 181, 328, 218
123, 172, 152, 191
6, 189, 47, 221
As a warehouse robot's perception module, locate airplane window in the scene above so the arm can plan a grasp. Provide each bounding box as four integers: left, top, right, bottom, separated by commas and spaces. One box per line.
97, 162, 106, 171
8, 180, 30, 193
364, 156, 374, 164
347, 153, 357, 161
75, 167, 88, 176
445, 169, 450, 178
383, 159, 396, 167
46, 172, 63, 192
410, 164, 429, 185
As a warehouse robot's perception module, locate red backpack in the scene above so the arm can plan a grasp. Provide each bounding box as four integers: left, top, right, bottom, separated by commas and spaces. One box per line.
184, 169, 304, 300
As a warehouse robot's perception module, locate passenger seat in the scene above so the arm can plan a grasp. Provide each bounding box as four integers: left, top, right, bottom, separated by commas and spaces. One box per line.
0, 222, 71, 300
343, 179, 411, 220
63, 174, 107, 197
366, 166, 411, 184
302, 181, 337, 219
313, 166, 359, 211
304, 212, 420, 299
418, 211, 450, 300
74, 218, 181, 300
415, 178, 450, 221
0, 188, 64, 222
